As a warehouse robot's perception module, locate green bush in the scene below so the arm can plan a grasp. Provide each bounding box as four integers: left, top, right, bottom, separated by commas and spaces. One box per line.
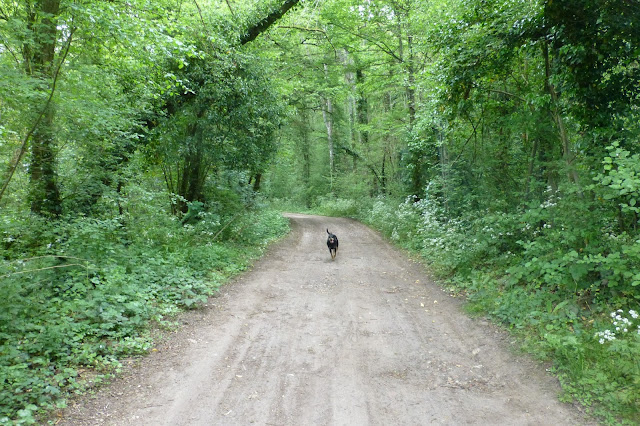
312, 195, 362, 218
360, 194, 640, 423
0, 208, 289, 423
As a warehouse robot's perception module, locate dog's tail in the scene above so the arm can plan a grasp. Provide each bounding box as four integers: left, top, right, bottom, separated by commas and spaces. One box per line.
327, 228, 330, 234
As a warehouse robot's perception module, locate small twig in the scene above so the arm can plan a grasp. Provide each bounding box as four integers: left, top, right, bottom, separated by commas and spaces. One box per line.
483, 87, 526, 103
193, 0, 208, 30
224, 0, 237, 19
0, 263, 88, 279
4, 255, 90, 265
211, 210, 244, 242
0, 33, 20, 66
2, 255, 92, 279
278, 25, 327, 35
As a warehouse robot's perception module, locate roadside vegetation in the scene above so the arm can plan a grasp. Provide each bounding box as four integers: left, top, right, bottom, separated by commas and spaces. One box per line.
0, 203, 288, 424
307, 189, 640, 424
360, 195, 639, 425
0, 1, 290, 423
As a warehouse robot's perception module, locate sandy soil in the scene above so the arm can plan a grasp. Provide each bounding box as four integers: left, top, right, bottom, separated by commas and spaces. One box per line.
57, 213, 594, 425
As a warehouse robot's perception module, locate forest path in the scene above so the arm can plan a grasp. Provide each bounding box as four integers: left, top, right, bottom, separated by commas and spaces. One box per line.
59, 213, 592, 425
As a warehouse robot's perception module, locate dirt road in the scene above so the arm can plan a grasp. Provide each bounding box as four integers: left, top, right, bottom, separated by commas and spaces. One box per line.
59, 213, 592, 425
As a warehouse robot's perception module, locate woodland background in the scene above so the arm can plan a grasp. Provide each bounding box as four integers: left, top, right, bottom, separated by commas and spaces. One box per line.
1, 0, 639, 423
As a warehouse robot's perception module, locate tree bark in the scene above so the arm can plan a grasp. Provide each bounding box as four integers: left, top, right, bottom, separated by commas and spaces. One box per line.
405, 35, 416, 127
25, 0, 63, 216
524, 132, 538, 201
252, 173, 262, 191
342, 50, 358, 171
322, 64, 335, 182
543, 42, 581, 191
356, 69, 369, 147
239, 0, 300, 45
296, 108, 312, 207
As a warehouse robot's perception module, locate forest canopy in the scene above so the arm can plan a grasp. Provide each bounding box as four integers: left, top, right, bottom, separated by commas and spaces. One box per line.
1, 0, 640, 423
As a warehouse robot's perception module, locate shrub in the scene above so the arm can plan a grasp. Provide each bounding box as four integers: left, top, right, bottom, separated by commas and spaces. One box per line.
0, 208, 289, 422
312, 195, 361, 218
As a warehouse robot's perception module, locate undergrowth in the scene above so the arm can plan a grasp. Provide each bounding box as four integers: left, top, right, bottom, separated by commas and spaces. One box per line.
0, 207, 289, 424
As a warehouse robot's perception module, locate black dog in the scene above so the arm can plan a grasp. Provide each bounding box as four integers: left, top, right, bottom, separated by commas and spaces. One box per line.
326, 229, 339, 260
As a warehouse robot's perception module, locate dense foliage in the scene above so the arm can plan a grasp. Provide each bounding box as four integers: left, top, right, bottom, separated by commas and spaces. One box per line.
0, 0, 291, 423
1, 0, 639, 423
260, 0, 640, 423
0, 204, 288, 423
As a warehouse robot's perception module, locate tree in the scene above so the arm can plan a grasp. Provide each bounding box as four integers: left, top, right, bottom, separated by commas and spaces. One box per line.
151, 46, 284, 213
0, 0, 188, 215
544, 0, 640, 131
20, 0, 64, 216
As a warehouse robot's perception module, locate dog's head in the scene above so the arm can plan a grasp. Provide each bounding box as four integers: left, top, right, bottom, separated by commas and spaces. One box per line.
326, 228, 337, 244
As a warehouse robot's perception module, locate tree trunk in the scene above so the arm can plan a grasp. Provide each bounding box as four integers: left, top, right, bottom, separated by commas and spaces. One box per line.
301, 118, 311, 207
322, 64, 335, 185
356, 69, 369, 147
542, 42, 581, 192
239, 0, 300, 45
342, 50, 358, 171
524, 132, 538, 202
252, 173, 262, 191
381, 152, 387, 195
382, 85, 395, 194
397, 23, 419, 194
25, 0, 63, 216
300, 112, 311, 187
439, 139, 450, 213
405, 35, 416, 127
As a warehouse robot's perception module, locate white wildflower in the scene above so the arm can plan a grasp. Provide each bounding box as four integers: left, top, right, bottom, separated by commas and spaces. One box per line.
594, 329, 616, 343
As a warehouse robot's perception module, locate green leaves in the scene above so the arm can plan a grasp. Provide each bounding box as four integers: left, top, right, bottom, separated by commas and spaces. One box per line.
545, 0, 640, 127
0, 207, 289, 421
593, 142, 640, 215
151, 46, 284, 212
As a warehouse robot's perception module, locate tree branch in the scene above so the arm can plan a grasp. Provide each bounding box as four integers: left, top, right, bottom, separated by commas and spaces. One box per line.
337, 145, 383, 186
239, 0, 300, 45
328, 20, 402, 63
0, 33, 20, 66
0, 26, 75, 205
278, 25, 326, 35
225, 0, 237, 19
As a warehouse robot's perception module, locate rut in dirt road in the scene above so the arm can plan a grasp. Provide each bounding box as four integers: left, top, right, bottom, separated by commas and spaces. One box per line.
60, 213, 593, 426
